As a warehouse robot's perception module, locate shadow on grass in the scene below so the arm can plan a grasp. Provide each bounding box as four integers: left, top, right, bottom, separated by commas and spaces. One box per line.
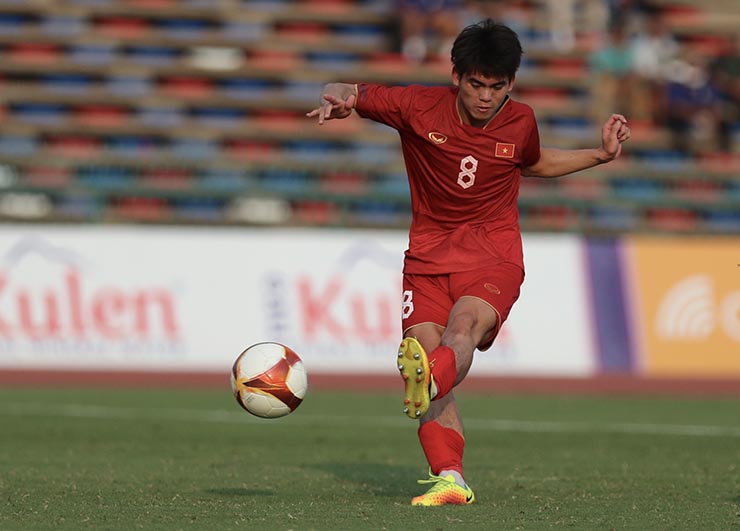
313, 462, 418, 498
205, 487, 274, 497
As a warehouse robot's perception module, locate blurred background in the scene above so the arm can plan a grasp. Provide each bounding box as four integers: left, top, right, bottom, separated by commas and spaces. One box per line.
0, 0, 737, 390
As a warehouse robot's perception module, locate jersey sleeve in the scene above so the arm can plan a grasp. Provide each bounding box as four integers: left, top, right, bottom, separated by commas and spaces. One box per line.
355, 83, 414, 131
520, 110, 541, 168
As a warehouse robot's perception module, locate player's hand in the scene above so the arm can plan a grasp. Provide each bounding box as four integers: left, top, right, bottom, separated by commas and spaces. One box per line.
599, 114, 630, 161
306, 84, 356, 125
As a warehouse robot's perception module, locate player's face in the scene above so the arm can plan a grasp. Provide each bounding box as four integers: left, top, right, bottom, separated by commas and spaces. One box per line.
452, 70, 514, 128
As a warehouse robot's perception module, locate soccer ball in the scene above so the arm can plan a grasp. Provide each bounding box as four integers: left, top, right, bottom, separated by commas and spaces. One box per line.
231, 342, 308, 419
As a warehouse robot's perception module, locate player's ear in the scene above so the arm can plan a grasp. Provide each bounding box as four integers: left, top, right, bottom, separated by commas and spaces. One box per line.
452, 68, 461, 87
508, 75, 516, 92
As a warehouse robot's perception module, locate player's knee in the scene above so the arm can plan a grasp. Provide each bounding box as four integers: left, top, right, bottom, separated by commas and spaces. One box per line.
443, 312, 477, 343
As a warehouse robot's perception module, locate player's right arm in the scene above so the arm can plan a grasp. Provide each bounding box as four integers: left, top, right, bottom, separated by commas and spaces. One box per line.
306, 83, 358, 125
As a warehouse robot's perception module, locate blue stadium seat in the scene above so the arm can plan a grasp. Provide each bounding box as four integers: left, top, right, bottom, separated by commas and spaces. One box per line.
284, 140, 338, 162
704, 210, 740, 233
0, 13, 27, 34
304, 51, 363, 71
175, 198, 229, 221
68, 44, 117, 65
373, 176, 410, 199
41, 16, 85, 36
260, 169, 313, 194
77, 166, 136, 189
55, 196, 104, 219
157, 18, 210, 39
222, 21, 270, 42
351, 200, 406, 225
137, 107, 185, 127
106, 75, 153, 96
192, 107, 244, 129
41, 74, 93, 93
198, 169, 253, 192
611, 178, 666, 201
11, 103, 67, 125
171, 139, 218, 160
588, 206, 639, 231
0, 135, 38, 156
284, 81, 325, 101
127, 45, 181, 66
220, 78, 273, 100
107, 136, 160, 158
333, 24, 387, 47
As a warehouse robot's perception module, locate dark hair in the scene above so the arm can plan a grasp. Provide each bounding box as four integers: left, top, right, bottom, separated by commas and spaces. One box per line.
451, 19, 523, 80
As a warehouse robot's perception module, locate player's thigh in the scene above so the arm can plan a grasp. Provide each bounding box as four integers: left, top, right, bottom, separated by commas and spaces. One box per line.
445, 295, 500, 345
449, 262, 524, 350
402, 272, 451, 337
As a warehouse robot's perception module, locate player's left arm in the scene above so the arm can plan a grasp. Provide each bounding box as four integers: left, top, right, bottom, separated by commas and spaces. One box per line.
522, 114, 630, 178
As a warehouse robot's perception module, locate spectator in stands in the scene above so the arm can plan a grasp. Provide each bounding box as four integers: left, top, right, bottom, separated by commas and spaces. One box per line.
588, 21, 637, 122
663, 47, 723, 154
543, 0, 578, 51
396, 0, 463, 63
461, 0, 607, 52
307, 19, 630, 507
709, 34, 740, 152
604, 0, 652, 33
458, 0, 531, 45
629, 5, 679, 122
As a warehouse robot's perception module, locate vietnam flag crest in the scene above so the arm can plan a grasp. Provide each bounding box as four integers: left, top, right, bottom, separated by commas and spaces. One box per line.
495, 142, 515, 158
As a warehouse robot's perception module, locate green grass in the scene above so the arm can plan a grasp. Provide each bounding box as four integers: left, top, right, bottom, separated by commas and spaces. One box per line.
0, 387, 739, 530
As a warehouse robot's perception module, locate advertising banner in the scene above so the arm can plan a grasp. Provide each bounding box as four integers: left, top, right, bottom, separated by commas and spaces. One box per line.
626, 237, 740, 377
0, 226, 595, 376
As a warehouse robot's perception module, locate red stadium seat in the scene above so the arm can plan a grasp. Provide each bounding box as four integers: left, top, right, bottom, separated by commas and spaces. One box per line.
224, 140, 279, 162
275, 22, 329, 44
247, 49, 300, 71
645, 208, 699, 231
160, 77, 216, 99
24, 166, 73, 188
110, 197, 171, 221
74, 105, 130, 127
140, 168, 194, 190
95, 17, 150, 38
292, 200, 340, 225
320, 172, 368, 195
47, 136, 102, 158
7, 43, 63, 64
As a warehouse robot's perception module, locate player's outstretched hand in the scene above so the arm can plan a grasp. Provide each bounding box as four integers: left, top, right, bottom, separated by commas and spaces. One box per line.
306, 83, 356, 125
600, 114, 630, 161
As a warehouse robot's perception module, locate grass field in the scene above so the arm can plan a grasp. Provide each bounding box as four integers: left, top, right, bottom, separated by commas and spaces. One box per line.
1, 386, 739, 530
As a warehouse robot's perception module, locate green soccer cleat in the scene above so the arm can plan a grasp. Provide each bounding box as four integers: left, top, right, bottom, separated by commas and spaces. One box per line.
397, 337, 431, 419
411, 471, 475, 506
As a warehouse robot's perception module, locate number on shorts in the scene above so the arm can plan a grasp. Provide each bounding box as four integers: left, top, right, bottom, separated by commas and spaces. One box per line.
402, 290, 414, 319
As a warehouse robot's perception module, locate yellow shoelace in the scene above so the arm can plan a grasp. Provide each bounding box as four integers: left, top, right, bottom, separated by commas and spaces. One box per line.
417, 473, 455, 487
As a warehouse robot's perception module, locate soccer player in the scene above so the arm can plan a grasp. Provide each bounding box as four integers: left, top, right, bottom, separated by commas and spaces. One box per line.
307, 19, 630, 506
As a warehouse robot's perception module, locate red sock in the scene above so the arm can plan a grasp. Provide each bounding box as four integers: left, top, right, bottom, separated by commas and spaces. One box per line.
429, 345, 456, 400
418, 421, 465, 476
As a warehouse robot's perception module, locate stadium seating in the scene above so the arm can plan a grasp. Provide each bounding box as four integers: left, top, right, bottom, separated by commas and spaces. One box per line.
0, 0, 737, 232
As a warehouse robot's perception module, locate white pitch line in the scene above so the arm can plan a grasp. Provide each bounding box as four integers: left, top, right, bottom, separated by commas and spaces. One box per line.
2, 402, 740, 438
463, 418, 740, 438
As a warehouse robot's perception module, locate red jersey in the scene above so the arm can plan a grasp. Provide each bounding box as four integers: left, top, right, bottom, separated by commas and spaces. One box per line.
356, 83, 541, 275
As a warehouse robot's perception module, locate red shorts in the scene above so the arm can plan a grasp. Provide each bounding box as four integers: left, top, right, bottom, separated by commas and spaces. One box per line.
401, 262, 524, 351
